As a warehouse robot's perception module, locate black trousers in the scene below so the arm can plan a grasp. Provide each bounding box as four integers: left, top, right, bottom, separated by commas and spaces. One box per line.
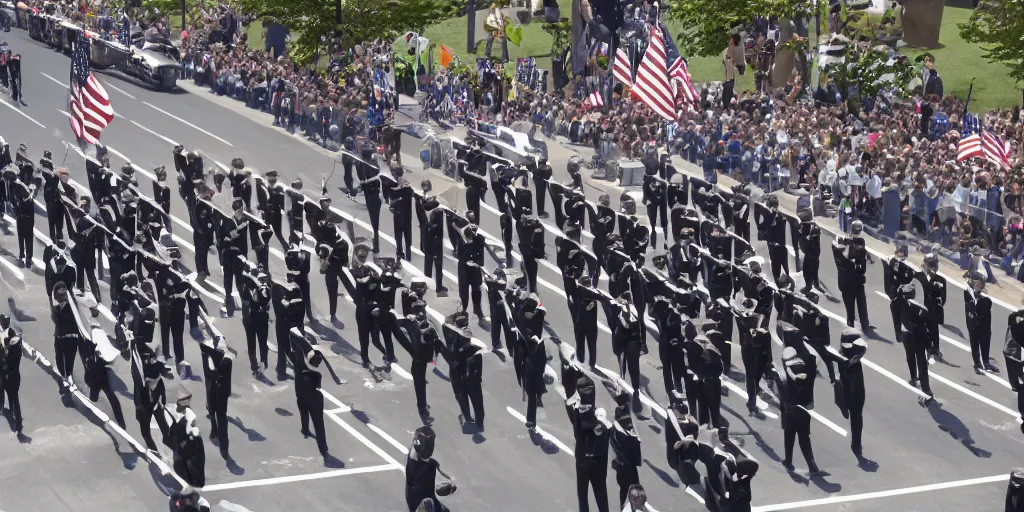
500, 215, 514, 261
297, 388, 328, 454
889, 301, 903, 338
47, 203, 65, 241
88, 366, 126, 428
376, 311, 397, 362
207, 387, 229, 453
275, 322, 295, 375
647, 202, 667, 248
575, 459, 610, 512
160, 305, 186, 363
297, 276, 314, 323
576, 309, 599, 368
490, 307, 507, 350
742, 346, 770, 411
76, 254, 102, 302
411, 360, 429, 410
1, 376, 23, 432
194, 234, 212, 275
968, 323, 992, 369
394, 213, 412, 261
526, 384, 540, 425
767, 244, 789, 282
245, 310, 270, 371
457, 265, 483, 316
458, 378, 484, 426
266, 210, 286, 247
533, 178, 548, 215
356, 307, 382, 365
619, 342, 641, 392
325, 267, 341, 319
783, 410, 815, 467
16, 216, 32, 262
136, 406, 159, 451
660, 344, 685, 397
902, 331, 933, 396
222, 257, 244, 314
521, 256, 539, 293
366, 196, 382, 253
698, 377, 723, 427
493, 182, 507, 214
615, 463, 640, 509
801, 256, 820, 293
466, 186, 483, 221
423, 245, 444, 291
841, 284, 869, 328
850, 408, 864, 452
54, 337, 78, 389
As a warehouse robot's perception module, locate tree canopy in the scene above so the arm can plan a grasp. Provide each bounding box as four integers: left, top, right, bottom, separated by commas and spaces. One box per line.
667, 0, 806, 58
237, 0, 453, 64
959, 0, 1024, 85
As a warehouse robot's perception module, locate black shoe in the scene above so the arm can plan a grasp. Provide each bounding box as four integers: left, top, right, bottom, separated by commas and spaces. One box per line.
437, 286, 449, 296
851, 443, 863, 457
538, 211, 549, 218
985, 363, 1000, 374
301, 429, 313, 438
525, 421, 536, 430
974, 366, 985, 375
18, 100, 26, 107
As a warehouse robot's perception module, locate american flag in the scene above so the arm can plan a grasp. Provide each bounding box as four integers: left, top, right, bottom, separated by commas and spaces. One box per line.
630, 25, 676, 121
668, 56, 698, 105
69, 33, 114, 144
612, 47, 632, 86
585, 89, 604, 108
961, 112, 981, 137
957, 130, 1012, 169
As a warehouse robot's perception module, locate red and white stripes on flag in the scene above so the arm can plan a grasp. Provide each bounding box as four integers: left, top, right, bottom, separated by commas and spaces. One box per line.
69, 74, 114, 144
613, 47, 632, 86
668, 56, 699, 105
586, 90, 604, 108
957, 130, 1013, 169
630, 26, 676, 121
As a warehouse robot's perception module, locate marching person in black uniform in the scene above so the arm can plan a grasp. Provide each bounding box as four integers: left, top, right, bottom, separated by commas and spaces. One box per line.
152, 165, 172, 216
0, 314, 23, 434
317, 223, 351, 325
198, 341, 233, 458
731, 187, 751, 242
483, 267, 511, 351
42, 161, 68, 241
70, 207, 105, 301
155, 264, 193, 373
405, 426, 457, 512
130, 339, 167, 452
589, 195, 616, 281
965, 272, 997, 374
884, 244, 915, 339
566, 379, 612, 512
161, 390, 206, 488
642, 169, 668, 250
734, 299, 770, 417
611, 293, 644, 400
272, 258, 306, 380
241, 264, 271, 376
225, 158, 252, 210
895, 284, 935, 401
443, 311, 484, 429
754, 195, 788, 281
51, 283, 82, 402
394, 311, 444, 420
373, 258, 402, 366
359, 165, 385, 253
2, 169, 34, 268
1005, 307, 1024, 435
533, 158, 552, 218
191, 192, 216, 278
916, 252, 947, 362
349, 242, 386, 368
461, 162, 488, 223
610, 399, 642, 509
836, 328, 867, 456
7, 53, 24, 106
457, 221, 486, 319
419, 188, 448, 295
523, 333, 548, 430
218, 199, 251, 316
797, 208, 821, 294
256, 170, 287, 247
768, 346, 821, 474
388, 176, 415, 261
833, 221, 870, 329
576, 275, 610, 370
402, 279, 429, 317
517, 209, 545, 294
1007, 469, 1024, 512
286, 179, 305, 236
285, 232, 315, 323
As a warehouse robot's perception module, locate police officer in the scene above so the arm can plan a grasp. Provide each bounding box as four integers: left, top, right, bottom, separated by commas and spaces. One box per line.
965, 272, 996, 374
833, 222, 870, 329
272, 261, 305, 380
394, 312, 443, 420
218, 199, 250, 316
256, 170, 287, 247
895, 284, 935, 401
198, 341, 233, 458
916, 252, 946, 362
754, 195, 788, 281
0, 314, 23, 434
457, 221, 486, 319
884, 244, 915, 338
2, 169, 33, 268
836, 328, 867, 456
768, 346, 821, 474
317, 223, 350, 325
241, 264, 271, 376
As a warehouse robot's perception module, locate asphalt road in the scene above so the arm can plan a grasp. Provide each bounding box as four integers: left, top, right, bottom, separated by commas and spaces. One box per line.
2, 26, 1024, 512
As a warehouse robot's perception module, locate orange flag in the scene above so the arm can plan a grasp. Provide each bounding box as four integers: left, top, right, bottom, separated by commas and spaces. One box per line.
440, 44, 454, 68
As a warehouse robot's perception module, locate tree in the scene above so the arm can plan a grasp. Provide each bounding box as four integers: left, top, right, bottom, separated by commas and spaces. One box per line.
959, 0, 1024, 85
667, 0, 806, 58
820, 47, 915, 113
238, 0, 452, 64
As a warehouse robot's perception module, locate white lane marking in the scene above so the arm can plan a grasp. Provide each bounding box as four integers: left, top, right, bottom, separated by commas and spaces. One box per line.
129, 120, 179, 147
721, 377, 779, 419
143, 101, 234, 147
201, 464, 401, 492
323, 407, 349, 414
43, 73, 124, 118
322, 407, 405, 468
320, 390, 351, 412
21, 341, 189, 488
593, 365, 668, 418
751, 473, 1009, 511
1, 98, 46, 128
390, 363, 413, 380
928, 371, 1022, 419
873, 291, 1013, 390
104, 82, 137, 100
506, 407, 574, 455
365, 423, 409, 456
0, 255, 26, 281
